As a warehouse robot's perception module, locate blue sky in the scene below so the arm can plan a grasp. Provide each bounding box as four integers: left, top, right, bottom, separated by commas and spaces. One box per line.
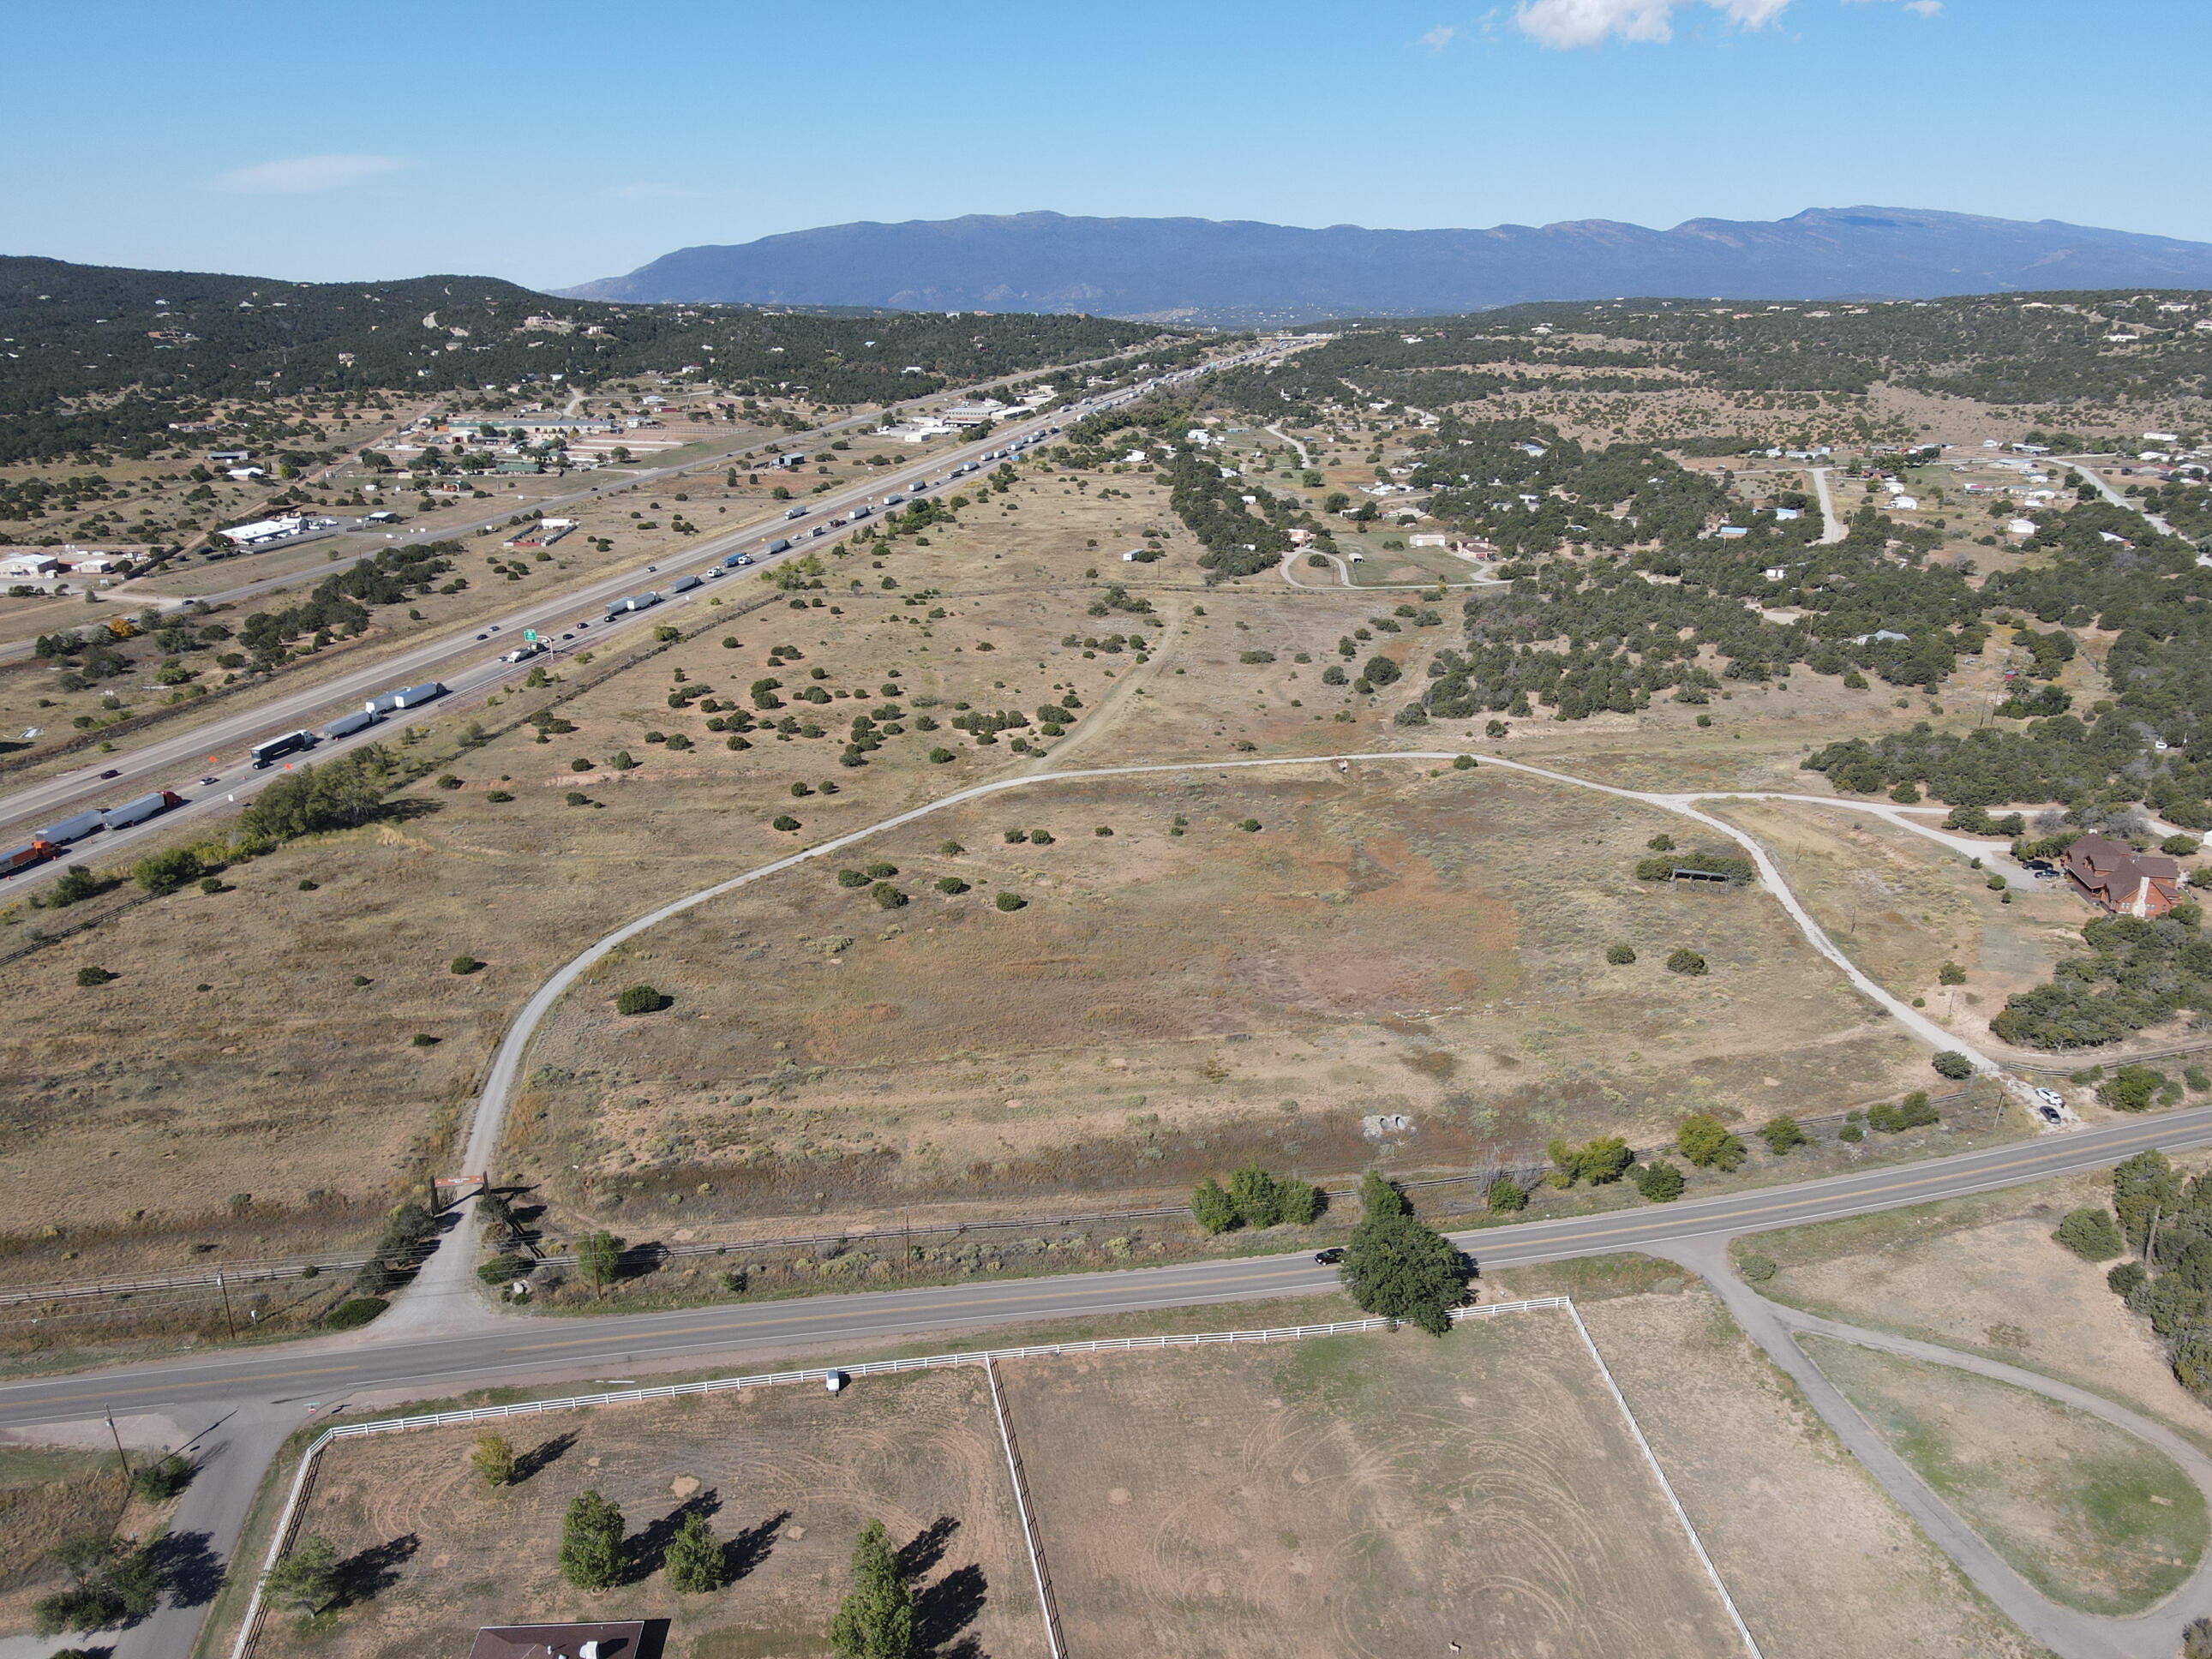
6, 0, 2206, 290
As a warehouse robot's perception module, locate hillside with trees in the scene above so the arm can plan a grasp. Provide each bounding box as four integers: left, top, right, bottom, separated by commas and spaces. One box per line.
0, 255, 1186, 464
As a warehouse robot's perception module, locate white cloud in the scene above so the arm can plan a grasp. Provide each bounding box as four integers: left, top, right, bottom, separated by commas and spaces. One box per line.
1904, 0, 1941, 15
1419, 23, 1457, 51
207, 154, 407, 195
1513, 0, 1789, 48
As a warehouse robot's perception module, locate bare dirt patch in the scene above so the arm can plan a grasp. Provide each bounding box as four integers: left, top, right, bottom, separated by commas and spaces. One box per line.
994, 1310, 1741, 1658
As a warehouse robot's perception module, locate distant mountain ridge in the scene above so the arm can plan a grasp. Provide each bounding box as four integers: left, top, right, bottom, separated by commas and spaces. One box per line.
560, 207, 2212, 322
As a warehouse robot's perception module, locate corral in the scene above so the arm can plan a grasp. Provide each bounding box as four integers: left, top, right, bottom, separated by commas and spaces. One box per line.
235, 1304, 1746, 1659
995, 1309, 1741, 1657
255, 1366, 1036, 1659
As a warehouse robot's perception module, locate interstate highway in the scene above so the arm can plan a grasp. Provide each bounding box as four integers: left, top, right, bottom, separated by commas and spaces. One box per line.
3, 1099, 2209, 1431
0, 345, 1291, 887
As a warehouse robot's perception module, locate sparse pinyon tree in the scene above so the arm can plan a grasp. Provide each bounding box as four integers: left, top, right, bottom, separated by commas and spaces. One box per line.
264, 1536, 340, 1618
830, 1518, 914, 1659
575, 1231, 625, 1297
665, 1511, 727, 1593
558, 1490, 626, 1590
471, 1430, 515, 1487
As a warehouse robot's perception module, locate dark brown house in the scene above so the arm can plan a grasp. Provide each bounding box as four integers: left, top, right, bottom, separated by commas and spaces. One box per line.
2063, 834, 2183, 919
467, 1624, 650, 1659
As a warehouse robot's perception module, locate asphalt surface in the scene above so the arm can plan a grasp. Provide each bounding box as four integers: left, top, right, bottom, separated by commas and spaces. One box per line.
0, 345, 1295, 886
6, 1101, 2211, 1433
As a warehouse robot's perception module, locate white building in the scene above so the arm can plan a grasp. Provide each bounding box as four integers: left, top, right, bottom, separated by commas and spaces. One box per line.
218, 516, 308, 547
1, 552, 60, 578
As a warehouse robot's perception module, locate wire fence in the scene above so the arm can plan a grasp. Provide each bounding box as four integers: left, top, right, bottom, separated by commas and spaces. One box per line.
227, 1297, 1569, 1659
8, 1070, 1999, 1309
0, 1254, 373, 1309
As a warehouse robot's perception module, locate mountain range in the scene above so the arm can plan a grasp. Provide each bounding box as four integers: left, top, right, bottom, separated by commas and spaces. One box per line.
559, 207, 2212, 323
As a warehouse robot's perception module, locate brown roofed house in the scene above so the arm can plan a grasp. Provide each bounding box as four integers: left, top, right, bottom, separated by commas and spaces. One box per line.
468, 1623, 650, 1659
2063, 834, 2182, 919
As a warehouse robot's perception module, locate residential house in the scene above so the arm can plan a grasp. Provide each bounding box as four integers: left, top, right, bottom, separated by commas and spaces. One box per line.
2063, 834, 2183, 919
467, 1622, 648, 1659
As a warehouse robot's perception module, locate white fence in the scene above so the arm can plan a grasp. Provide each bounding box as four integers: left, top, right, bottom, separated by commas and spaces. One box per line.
229, 1297, 1574, 1659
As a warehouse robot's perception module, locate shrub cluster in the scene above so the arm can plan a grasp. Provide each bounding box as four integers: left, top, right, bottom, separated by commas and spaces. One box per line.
1190, 1165, 1322, 1233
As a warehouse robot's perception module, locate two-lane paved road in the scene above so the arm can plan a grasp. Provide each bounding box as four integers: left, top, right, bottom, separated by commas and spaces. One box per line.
6, 1101, 2209, 1432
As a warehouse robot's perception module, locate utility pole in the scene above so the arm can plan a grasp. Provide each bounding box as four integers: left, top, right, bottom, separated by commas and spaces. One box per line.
216, 1273, 237, 1343
105, 1410, 130, 1490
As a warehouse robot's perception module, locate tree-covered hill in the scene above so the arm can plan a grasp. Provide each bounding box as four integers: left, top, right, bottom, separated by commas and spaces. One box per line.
0, 255, 1185, 464
1204, 290, 2212, 416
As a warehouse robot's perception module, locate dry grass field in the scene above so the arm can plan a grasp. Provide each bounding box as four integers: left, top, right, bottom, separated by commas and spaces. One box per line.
1802, 1334, 2207, 1616
0, 415, 1991, 1335
996, 1310, 1741, 1658
506, 758, 1925, 1248
1710, 800, 2092, 1055
1568, 1285, 2051, 1659
0, 1442, 131, 1635
1743, 1165, 2212, 1449
255, 1367, 1038, 1659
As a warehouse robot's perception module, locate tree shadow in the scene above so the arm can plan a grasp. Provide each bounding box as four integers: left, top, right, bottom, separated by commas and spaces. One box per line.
898, 1515, 960, 1579
614, 1239, 669, 1280
509, 1430, 578, 1483
386, 798, 442, 824
333, 1533, 418, 1608
623, 1489, 722, 1584
914, 1562, 987, 1656
724, 1508, 789, 1584
147, 1528, 226, 1610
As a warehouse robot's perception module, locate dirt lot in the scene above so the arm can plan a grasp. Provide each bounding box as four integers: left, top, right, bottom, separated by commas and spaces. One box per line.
996, 1309, 1740, 1658
1569, 1285, 2050, 1659
1802, 1333, 2206, 1616
1741, 1165, 2212, 1450
257, 1367, 1038, 1659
